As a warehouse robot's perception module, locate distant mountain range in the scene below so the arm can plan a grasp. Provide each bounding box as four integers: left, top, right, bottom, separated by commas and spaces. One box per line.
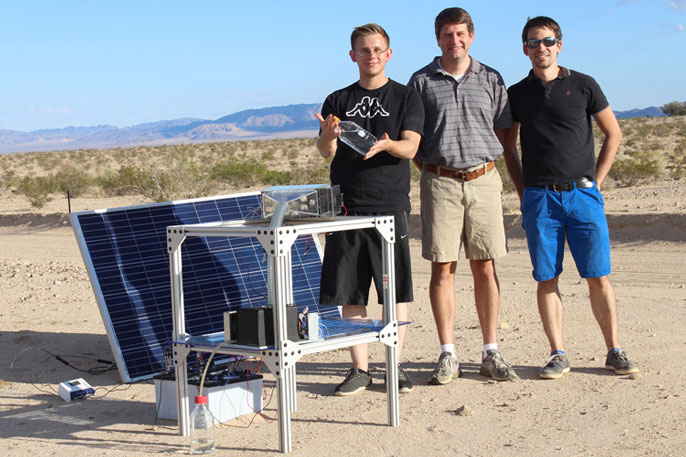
0, 103, 323, 154
0, 103, 665, 154
613, 106, 666, 119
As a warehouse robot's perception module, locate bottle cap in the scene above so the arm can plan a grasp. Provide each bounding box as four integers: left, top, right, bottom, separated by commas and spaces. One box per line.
194, 395, 208, 404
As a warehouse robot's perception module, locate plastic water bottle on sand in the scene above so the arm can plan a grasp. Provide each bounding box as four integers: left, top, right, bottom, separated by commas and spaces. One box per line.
190, 395, 215, 454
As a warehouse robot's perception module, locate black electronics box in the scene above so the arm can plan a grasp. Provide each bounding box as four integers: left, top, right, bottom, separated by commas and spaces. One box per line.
235, 305, 300, 346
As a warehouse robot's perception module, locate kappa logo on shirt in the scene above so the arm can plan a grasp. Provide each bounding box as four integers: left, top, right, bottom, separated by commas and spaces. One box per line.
345, 96, 390, 118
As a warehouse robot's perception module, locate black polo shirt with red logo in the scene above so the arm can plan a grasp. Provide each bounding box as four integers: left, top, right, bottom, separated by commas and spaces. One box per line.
508, 67, 609, 187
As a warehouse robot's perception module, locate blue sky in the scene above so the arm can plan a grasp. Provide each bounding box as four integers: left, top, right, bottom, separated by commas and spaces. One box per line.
1, 0, 685, 132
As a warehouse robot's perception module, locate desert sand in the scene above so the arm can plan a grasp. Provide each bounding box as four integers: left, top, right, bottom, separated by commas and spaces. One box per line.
1, 178, 686, 456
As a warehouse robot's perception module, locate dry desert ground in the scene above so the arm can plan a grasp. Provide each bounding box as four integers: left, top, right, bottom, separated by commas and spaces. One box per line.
1, 171, 686, 456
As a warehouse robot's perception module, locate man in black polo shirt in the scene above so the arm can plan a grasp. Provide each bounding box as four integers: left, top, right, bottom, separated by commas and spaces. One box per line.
504, 16, 639, 380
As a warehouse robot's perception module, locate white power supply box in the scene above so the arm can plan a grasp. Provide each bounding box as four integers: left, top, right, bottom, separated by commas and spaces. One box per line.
58, 378, 95, 402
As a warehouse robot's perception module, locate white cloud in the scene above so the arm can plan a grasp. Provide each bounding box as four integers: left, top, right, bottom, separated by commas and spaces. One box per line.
670, 0, 686, 11
678, 23, 685, 31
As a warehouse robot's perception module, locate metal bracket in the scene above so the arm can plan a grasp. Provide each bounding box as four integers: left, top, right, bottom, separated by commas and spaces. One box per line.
378, 321, 399, 348
166, 226, 187, 253
373, 216, 396, 244
258, 340, 304, 376
172, 342, 192, 365
254, 227, 300, 257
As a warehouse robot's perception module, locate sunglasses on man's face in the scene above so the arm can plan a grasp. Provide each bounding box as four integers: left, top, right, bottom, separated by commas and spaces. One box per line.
525, 37, 560, 49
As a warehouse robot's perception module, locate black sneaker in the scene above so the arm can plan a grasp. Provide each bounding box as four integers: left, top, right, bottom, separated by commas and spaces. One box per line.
539, 352, 570, 379
398, 366, 414, 393
605, 349, 639, 375
383, 365, 414, 393
334, 367, 372, 396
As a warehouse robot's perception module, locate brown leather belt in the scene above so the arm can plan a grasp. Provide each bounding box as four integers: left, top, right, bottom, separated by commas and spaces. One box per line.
422, 161, 495, 182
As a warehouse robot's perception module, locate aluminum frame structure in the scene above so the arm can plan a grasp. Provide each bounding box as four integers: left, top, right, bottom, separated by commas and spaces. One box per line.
167, 215, 400, 453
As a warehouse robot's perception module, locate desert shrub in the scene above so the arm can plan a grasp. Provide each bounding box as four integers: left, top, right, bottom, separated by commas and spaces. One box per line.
283, 163, 329, 185
286, 148, 298, 161
53, 166, 92, 197
623, 137, 636, 148
609, 149, 665, 186
16, 175, 58, 208
634, 123, 652, 137
410, 162, 421, 182
97, 166, 141, 196
495, 156, 515, 193
135, 156, 213, 202
0, 170, 17, 194
651, 123, 673, 137
33, 153, 59, 170
661, 101, 686, 116
669, 139, 686, 178
212, 158, 269, 187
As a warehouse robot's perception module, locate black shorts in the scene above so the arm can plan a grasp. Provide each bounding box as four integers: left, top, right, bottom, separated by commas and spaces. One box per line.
319, 211, 413, 306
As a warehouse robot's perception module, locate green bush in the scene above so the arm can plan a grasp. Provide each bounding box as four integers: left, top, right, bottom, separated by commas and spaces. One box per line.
660, 101, 686, 116
495, 156, 515, 193
609, 149, 665, 186
97, 166, 141, 196
212, 159, 269, 187
16, 175, 58, 208
1, 170, 17, 194
670, 140, 686, 178
136, 158, 213, 202
54, 166, 92, 198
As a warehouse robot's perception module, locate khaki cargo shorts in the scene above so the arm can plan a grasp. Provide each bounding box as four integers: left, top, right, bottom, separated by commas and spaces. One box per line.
420, 165, 508, 262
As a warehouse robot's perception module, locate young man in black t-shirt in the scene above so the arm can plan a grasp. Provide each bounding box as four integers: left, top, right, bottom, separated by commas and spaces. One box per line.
315, 23, 424, 396
504, 16, 638, 380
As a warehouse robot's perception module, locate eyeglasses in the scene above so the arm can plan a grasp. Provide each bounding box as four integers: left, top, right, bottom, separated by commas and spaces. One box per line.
353, 47, 389, 57
525, 37, 560, 49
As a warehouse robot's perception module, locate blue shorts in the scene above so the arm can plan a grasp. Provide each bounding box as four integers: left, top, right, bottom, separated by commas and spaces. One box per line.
521, 183, 611, 282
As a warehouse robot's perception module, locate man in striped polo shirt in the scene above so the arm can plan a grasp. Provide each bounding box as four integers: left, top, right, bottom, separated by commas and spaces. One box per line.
408, 7, 517, 385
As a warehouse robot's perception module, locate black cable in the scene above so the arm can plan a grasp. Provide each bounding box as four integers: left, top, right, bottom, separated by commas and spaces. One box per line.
92, 382, 132, 399
9, 346, 117, 397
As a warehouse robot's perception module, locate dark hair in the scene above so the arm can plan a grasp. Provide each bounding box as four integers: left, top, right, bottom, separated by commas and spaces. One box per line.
351, 23, 390, 49
434, 7, 474, 38
521, 16, 562, 43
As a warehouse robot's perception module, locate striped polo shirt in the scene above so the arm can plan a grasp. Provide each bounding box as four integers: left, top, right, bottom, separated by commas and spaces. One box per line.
409, 57, 513, 169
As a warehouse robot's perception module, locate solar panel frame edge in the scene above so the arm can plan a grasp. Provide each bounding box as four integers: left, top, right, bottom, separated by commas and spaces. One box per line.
70, 209, 133, 382
70, 191, 264, 383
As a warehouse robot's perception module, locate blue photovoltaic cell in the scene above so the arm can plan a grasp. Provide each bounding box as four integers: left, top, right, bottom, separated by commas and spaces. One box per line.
71, 192, 336, 383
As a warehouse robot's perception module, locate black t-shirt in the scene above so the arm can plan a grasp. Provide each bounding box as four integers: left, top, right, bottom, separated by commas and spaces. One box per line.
321, 79, 424, 212
508, 67, 609, 186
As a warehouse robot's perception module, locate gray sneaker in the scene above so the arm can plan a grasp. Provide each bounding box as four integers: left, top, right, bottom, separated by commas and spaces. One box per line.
539, 352, 570, 379
479, 349, 518, 381
605, 349, 639, 375
335, 367, 372, 396
428, 352, 461, 385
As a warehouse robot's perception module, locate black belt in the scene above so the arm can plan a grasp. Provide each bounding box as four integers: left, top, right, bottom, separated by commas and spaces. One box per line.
531, 178, 594, 192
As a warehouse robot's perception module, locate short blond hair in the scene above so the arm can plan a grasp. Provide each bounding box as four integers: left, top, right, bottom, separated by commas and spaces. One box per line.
350, 23, 390, 49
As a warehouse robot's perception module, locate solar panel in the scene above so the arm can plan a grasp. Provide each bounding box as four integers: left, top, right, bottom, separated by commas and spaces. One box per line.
71, 192, 335, 383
